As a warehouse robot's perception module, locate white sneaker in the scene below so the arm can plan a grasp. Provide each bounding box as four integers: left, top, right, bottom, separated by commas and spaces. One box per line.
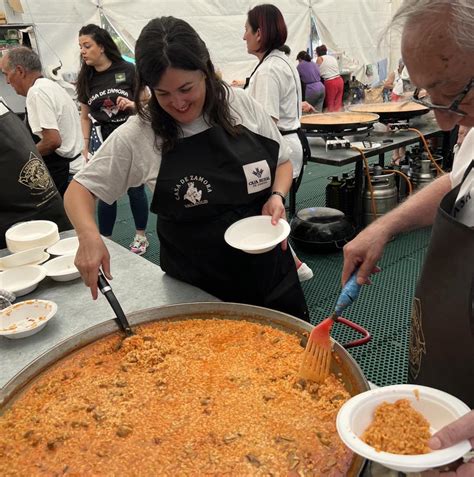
130, 234, 149, 255
297, 262, 314, 282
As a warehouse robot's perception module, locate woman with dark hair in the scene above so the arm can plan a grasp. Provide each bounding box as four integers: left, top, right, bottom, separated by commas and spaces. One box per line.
243, 4, 314, 282
77, 24, 149, 255
65, 16, 309, 321
314, 44, 344, 112
296, 50, 325, 112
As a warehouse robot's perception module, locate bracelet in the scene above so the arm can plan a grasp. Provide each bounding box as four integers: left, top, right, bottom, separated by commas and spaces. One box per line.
84, 137, 90, 140
271, 191, 286, 205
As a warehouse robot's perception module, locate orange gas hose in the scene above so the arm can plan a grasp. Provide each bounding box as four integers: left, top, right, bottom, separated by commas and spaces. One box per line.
383, 169, 413, 196
408, 128, 444, 176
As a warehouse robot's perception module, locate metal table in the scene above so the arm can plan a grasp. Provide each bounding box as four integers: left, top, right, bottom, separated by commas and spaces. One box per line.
300, 116, 444, 226
0, 231, 217, 388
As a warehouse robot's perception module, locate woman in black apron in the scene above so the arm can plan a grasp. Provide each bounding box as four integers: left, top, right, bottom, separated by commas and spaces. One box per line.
65, 16, 308, 321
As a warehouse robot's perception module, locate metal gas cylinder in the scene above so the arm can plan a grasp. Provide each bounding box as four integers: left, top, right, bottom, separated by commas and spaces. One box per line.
411, 159, 436, 190
363, 167, 398, 225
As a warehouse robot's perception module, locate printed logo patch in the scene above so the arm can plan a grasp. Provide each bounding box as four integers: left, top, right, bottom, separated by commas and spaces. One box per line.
115, 72, 126, 84
242, 160, 271, 194
18, 153, 54, 192
174, 175, 213, 208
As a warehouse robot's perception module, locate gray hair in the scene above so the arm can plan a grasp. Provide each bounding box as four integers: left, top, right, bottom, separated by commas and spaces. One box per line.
391, 0, 474, 52
4, 46, 42, 72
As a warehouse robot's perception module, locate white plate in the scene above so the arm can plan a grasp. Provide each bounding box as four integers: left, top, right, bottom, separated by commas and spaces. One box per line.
0, 247, 49, 270
5, 220, 59, 253
0, 299, 57, 339
224, 216, 290, 254
42, 254, 80, 282
336, 384, 472, 473
0, 265, 47, 297
47, 237, 79, 256
351, 141, 382, 151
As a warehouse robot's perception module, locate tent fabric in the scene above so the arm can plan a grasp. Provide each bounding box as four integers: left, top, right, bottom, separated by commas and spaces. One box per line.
15, 0, 400, 88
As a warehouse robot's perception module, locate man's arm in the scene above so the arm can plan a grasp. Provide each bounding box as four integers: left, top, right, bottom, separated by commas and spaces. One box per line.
36, 128, 61, 156
342, 173, 452, 285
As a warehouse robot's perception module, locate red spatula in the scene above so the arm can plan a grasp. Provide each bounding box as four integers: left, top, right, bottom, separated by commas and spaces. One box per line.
299, 272, 362, 382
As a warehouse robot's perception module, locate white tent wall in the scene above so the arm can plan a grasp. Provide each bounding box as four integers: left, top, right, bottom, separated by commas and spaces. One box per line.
310, 0, 395, 84
16, 0, 403, 90
100, 0, 311, 83
20, 0, 100, 78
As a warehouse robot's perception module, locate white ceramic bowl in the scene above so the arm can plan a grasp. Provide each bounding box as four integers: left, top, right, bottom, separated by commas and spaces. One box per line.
5, 220, 59, 253
0, 299, 57, 339
46, 236, 79, 256
224, 216, 290, 254
0, 265, 47, 297
336, 384, 472, 473
0, 246, 49, 270
42, 254, 80, 282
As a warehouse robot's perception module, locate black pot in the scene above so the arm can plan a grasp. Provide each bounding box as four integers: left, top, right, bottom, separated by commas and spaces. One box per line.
290, 207, 356, 253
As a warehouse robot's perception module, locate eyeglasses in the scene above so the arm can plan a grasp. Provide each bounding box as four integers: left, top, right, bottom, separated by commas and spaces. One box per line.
413, 78, 473, 117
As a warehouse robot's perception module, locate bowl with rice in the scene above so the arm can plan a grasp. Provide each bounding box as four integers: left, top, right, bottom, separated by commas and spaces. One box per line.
336, 384, 472, 473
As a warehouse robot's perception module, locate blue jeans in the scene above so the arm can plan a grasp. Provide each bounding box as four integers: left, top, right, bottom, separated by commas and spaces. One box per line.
98, 184, 149, 236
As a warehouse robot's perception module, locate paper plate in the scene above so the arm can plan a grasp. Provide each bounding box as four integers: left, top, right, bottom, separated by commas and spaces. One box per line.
0, 265, 47, 297
0, 299, 57, 339
47, 237, 79, 256
336, 384, 472, 473
224, 216, 290, 254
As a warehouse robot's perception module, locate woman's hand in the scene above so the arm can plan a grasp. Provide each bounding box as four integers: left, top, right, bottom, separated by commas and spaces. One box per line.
74, 233, 112, 300
262, 193, 288, 251
301, 101, 316, 114
116, 96, 135, 111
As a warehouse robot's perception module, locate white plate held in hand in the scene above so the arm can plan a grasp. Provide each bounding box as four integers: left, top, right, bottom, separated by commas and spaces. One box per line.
224, 215, 290, 254
336, 384, 472, 473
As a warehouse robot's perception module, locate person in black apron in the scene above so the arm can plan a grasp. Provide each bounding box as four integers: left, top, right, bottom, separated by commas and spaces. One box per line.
65, 16, 308, 322
341, 1, 474, 464
0, 100, 70, 248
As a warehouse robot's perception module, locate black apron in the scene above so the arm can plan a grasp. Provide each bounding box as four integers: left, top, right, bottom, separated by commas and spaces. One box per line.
409, 162, 474, 407
151, 124, 309, 321
0, 102, 70, 248
24, 108, 70, 197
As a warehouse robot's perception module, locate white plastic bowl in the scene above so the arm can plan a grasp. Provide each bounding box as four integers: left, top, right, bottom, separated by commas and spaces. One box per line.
5, 220, 59, 253
336, 384, 472, 473
42, 254, 80, 282
0, 246, 49, 270
46, 236, 79, 256
224, 216, 290, 254
0, 299, 57, 339
0, 265, 47, 297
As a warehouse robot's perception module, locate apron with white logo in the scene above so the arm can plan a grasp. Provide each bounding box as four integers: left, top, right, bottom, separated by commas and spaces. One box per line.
409, 161, 474, 407
151, 124, 309, 321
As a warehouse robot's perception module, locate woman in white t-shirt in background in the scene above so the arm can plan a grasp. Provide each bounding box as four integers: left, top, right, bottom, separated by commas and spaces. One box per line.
242, 3, 313, 282
315, 44, 344, 112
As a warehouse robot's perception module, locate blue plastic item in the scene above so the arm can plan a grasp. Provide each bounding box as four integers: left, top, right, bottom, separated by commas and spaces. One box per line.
334, 272, 362, 317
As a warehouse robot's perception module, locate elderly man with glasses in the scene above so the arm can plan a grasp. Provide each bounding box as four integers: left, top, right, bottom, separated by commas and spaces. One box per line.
343, 1, 474, 473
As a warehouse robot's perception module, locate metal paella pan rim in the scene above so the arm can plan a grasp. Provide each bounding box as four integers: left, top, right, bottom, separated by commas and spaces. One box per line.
301, 111, 380, 132
0, 302, 369, 477
348, 101, 429, 113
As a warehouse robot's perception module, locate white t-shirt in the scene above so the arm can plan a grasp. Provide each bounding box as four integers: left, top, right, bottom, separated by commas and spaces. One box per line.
74, 87, 290, 205
26, 78, 83, 159
450, 128, 474, 226
246, 49, 303, 178
318, 55, 340, 80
